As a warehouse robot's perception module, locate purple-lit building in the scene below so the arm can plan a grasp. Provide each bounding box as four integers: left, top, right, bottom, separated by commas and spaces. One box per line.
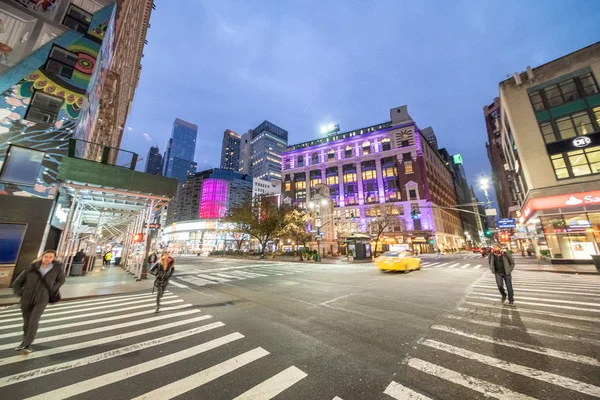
281, 106, 465, 253
167, 168, 253, 224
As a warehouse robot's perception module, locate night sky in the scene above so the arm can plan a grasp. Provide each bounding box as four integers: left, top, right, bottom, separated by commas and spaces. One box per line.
122, 0, 599, 202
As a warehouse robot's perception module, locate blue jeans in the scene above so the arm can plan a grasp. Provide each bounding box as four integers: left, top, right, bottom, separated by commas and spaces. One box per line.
495, 273, 514, 302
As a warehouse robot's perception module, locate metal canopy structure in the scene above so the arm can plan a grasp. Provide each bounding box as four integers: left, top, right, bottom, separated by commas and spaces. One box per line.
55, 182, 171, 279
53, 142, 178, 279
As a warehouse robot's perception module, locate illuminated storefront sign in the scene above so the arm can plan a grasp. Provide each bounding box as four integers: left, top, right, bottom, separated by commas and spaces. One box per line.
520, 189, 600, 223
573, 136, 591, 148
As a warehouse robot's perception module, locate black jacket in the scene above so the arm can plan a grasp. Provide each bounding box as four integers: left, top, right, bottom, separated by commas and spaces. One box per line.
149, 258, 175, 288
12, 261, 66, 306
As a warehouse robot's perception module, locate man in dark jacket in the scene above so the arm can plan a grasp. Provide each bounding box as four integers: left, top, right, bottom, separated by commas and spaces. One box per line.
11, 250, 66, 353
488, 244, 515, 306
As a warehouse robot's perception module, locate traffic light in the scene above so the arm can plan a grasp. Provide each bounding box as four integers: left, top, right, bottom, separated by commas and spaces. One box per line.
132, 233, 143, 243
412, 209, 419, 219
485, 230, 491, 237
349, 212, 355, 220
428, 236, 434, 245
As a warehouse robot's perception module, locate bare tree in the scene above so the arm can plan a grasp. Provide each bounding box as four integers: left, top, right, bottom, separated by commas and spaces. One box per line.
368, 214, 397, 257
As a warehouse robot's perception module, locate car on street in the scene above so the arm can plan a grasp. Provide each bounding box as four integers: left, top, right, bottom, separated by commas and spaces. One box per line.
471, 246, 480, 253
374, 251, 421, 273
480, 247, 492, 257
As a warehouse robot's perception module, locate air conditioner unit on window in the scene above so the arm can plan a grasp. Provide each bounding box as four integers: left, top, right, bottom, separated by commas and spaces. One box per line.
27, 109, 53, 124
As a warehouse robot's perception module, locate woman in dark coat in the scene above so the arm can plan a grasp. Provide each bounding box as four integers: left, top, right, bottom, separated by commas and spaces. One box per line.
11, 250, 66, 354
149, 251, 175, 313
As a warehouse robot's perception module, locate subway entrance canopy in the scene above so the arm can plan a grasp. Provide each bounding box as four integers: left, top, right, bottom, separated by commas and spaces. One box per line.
52, 141, 178, 279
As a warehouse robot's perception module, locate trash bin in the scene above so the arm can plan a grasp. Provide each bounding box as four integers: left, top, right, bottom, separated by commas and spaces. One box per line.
591, 255, 600, 272
70, 262, 84, 276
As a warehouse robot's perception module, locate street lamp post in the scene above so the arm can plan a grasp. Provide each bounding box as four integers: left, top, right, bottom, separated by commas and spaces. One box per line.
308, 198, 331, 262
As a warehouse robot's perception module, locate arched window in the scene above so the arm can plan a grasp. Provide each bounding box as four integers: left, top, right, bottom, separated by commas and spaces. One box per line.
381, 138, 391, 151
362, 141, 371, 155
328, 149, 335, 161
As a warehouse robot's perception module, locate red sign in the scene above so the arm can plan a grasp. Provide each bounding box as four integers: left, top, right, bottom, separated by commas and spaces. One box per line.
520, 190, 600, 223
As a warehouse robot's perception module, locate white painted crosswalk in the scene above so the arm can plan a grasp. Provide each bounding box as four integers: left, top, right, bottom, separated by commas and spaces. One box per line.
0, 291, 308, 399
173, 262, 307, 288
382, 271, 600, 400
420, 261, 484, 270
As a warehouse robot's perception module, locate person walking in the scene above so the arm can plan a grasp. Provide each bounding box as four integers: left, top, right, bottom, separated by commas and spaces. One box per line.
11, 250, 66, 354
103, 250, 112, 269
488, 244, 515, 306
437, 248, 442, 258
149, 251, 175, 313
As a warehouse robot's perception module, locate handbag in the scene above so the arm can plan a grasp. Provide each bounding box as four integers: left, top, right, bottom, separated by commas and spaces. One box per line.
34, 268, 61, 303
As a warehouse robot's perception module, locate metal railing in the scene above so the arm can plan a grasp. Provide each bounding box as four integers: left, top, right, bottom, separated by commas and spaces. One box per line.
68, 138, 138, 170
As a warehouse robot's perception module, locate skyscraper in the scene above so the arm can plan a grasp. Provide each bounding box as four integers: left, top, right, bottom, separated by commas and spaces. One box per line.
239, 120, 288, 182
220, 129, 241, 170
145, 146, 163, 175
420, 127, 439, 151
163, 118, 198, 181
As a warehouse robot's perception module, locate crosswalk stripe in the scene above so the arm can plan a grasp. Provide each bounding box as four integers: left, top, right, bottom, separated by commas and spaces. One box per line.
131, 347, 269, 400
463, 301, 600, 323
383, 381, 432, 399
233, 365, 307, 400
420, 339, 600, 397
473, 285, 600, 297
177, 275, 216, 286
167, 279, 189, 288
445, 314, 600, 346
0, 298, 182, 330
0, 314, 214, 367
0, 304, 190, 340
227, 271, 266, 278
460, 264, 470, 269
0, 292, 156, 317
478, 280, 600, 289
195, 274, 231, 283
469, 295, 600, 313
0, 309, 202, 351
23, 332, 245, 400
473, 264, 482, 269
447, 263, 460, 269
212, 272, 246, 280
431, 324, 599, 366
435, 263, 449, 268
0, 321, 226, 388
0, 295, 176, 323
404, 357, 535, 400
470, 292, 600, 308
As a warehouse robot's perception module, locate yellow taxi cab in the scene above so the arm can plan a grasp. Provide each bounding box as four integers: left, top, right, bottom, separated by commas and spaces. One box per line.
374, 251, 421, 273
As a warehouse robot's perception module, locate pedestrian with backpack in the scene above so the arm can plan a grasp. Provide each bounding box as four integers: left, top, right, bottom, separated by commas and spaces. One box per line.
149, 251, 175, 313
11, 250, 66, 354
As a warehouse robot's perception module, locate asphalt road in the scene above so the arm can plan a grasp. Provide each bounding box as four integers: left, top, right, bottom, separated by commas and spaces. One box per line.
1, 255, 599, 399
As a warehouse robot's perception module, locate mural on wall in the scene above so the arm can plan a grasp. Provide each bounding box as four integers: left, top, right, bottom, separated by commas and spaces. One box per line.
15, 0, 60, 13
0, 4, 115, 200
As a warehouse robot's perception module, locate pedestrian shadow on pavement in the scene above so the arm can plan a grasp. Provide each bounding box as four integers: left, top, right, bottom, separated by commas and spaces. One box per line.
195, 300, 248, 308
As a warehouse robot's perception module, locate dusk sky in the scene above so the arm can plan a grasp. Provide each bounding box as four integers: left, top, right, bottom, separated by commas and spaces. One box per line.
122, 0, 600, 202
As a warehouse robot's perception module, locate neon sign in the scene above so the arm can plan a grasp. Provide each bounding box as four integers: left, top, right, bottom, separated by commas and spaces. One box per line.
520, 190, 600, 222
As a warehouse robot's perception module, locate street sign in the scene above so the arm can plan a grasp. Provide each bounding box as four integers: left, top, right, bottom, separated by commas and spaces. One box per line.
497, 218, 516, 229
315, 218, 322, 228
144, 223, 161, 229
485, 208, 497, 216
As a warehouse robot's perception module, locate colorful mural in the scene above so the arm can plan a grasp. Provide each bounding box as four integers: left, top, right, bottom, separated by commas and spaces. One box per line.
0, 3, 116, 199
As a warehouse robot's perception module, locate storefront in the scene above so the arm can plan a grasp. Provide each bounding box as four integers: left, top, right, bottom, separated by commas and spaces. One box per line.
520, 189, 600, 262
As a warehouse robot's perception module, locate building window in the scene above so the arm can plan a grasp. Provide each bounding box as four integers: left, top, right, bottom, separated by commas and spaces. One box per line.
550, 145, 600, 179
0, 145, 45, 186
343, 173, 357, 183
362, 141, 371, 155
405, 162, 413, 174
296, 190, 306, 200
403, 152, 412, 162
311, 153, 319, 164
594, 106, 600, 127
284, 181, 291, 191
344, 146, 353, 158
342, 164, 356, 173
297, 156, 304, 167
44, 46, 77, 79
326, 175, 338, 185
62, 4, 92, 34
409, 189, 417, 200
362, 169, 377, 181
401, 140, 410, 147
580, 72, 599, 97
24, 91, 64, 125
381, 138, 391, 151
529, 92, 545, 112
540, 122, 556, 143
382, 166, 397, 177
327, 149, 335, 161
295, 180, 306, 190
556, 112, 593, 139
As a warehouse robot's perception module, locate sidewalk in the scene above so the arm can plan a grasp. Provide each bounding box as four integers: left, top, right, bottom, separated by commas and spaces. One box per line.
0, 266, 153, 306
515, 263, 598, 275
